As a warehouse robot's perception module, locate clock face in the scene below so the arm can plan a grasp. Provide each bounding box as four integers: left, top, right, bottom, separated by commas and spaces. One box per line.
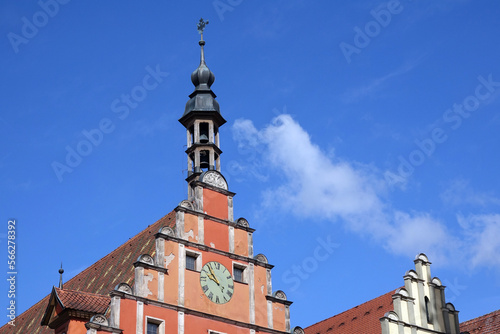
200, 261, 234, 304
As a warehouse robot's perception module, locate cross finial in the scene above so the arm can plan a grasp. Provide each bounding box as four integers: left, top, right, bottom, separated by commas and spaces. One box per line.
197, 18, 209, 41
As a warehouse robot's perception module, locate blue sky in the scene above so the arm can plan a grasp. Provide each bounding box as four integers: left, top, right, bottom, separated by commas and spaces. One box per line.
1, 0, 500, 329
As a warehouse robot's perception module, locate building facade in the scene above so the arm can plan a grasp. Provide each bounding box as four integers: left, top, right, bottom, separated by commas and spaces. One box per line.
1, 22, 496, 334
1, 22, 302, 334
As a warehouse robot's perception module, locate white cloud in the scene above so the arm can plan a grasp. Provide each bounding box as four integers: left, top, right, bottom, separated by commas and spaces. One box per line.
261, 115, 384, 221
458, 214, 500, 268
232, 114, 500, 269
387, 211, 455, 262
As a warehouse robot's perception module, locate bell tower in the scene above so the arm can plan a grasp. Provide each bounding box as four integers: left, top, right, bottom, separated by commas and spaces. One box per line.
179, 18, 226, 199
35, 18, 304, 334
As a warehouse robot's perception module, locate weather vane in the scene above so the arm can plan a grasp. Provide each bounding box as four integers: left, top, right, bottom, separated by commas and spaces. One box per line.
197, 18, 209, 40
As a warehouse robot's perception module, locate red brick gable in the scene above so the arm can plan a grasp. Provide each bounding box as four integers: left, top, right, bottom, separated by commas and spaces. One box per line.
0, 211, 175, 334
305, 289, 397, 334
460, 309, 500, 334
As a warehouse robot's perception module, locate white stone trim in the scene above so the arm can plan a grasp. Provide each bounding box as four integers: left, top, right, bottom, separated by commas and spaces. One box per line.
248, 232, 254, 257
178, 244, 185, 306
136, 301, 144, 334
176, 211, 185, 240
229, 226, 235, 253
249, 263, 255, 324
158, 272, 164, 302
134, 267, 145, 297
178, 311, 184, 334
266, 268, 272, 298
185, 248, 202, 271
232, 261, 248, 283
155, 237, 165, 267
285, 305, 290, 331
228, 196, 233, 222
198, 215, 204, 244
109, 295, 121, 328
267, 299, 273, 329
195, 185, 204, 213
145, 316, 165, 334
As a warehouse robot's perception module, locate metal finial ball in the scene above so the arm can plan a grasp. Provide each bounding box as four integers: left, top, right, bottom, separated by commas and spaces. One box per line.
59, 268, 64, 274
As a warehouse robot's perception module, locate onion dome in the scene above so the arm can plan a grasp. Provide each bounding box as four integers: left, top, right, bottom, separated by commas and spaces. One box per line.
191, 40, 215, 89
180, 19, 224, 127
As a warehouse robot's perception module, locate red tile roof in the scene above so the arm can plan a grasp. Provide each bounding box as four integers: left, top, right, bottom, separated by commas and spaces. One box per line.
460, 309, 500, 334
55, 288, 110, 314
0, 211, 175, 334
305, 289, 397, 334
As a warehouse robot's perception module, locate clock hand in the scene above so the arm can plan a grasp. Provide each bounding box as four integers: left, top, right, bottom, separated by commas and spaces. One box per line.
204, 268, 220, 285
207, 273, 219, 284
208, 265, 220, 284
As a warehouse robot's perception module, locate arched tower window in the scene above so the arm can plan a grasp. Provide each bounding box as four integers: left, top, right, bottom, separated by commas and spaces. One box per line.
188, 125, 194, 147
425, 296, 431, 323
199, 122, 209, 143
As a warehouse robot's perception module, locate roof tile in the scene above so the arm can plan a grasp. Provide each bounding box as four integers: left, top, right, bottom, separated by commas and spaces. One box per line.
460, 309, 500, 334
305, 289, 397, 334
55, 288, 110, 314
0, 211, 175, 334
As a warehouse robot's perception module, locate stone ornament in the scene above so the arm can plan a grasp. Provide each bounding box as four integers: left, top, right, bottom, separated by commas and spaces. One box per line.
293, 326, 305, 334
432, 277, 442, 286
415, 253, 429, 262
236, 217, 249, 227
274, 290, 287, 300
115, 283, 133, 294
446, 303, 456, 311
179, 200, 194, 210
90, 314, 108, 326
385, 311, 400, 321
160, 226, 175, 237
405, 269, 418, 279
201, 171, 228, 190
138, 254, 154, 266
254, 253, 268, 264
395, 287, 409, 297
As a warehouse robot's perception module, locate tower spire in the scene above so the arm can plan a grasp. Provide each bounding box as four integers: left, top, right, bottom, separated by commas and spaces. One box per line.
179, 18, 227, 198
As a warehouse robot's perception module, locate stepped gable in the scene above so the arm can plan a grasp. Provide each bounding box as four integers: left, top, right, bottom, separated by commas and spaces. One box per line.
0, 211, 175, 334
459, 309, 500, 334
305, 289, 397, 334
